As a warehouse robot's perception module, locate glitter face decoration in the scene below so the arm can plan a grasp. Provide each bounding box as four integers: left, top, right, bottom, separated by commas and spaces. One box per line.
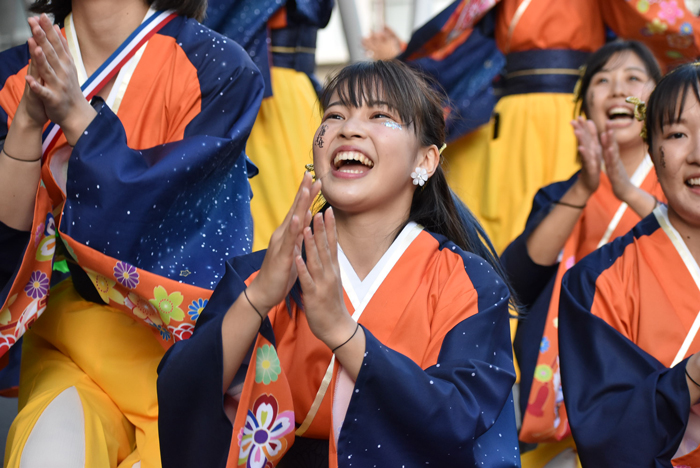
315, 125, 328, 148
383, 120, 403, 131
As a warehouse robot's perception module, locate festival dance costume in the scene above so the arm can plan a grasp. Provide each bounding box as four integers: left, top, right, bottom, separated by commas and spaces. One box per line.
0, 10, 263, 467
502, 157, 664, 465
205, 0, 334, 251
402, 0, 700, 253
158, 224, 521, 467
559, 204, 700, 467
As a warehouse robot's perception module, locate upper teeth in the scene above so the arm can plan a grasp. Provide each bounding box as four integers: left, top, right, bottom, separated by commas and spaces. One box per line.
334, 151, 374, 168
609, 107, 632, 117
688, 177, 700, 186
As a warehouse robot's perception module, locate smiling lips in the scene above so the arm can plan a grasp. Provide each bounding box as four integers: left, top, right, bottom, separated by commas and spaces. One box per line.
333, 151, 375, 174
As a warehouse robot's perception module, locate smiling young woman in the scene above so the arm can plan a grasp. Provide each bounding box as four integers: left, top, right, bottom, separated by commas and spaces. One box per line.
558, 62, 700, 466
499, 40, 666, 466
157, 60, 521, 468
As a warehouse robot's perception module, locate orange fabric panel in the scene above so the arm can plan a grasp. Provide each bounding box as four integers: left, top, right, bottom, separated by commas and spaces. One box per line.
591, 229, 700, 367
574, 170, 666, 262
267, 231, 485, 439
0, 65, 28, 127
118, 34, 202, 149
496, 0, 606, 54
600, 1, 700, 70
268, 7, 288, 30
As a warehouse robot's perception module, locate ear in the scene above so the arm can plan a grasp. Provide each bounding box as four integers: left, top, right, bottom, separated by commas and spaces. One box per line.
415, 144, 440, 177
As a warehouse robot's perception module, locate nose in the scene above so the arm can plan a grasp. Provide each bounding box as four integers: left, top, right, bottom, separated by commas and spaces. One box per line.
338, 114, 366, 140
689, 131, 700, 165
611, 75, 627, 97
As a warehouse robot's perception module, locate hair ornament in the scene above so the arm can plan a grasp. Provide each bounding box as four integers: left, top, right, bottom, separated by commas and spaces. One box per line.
439, 143, 447, 154
411, 167, 429, 186
305, 163, 316, 180
625, 96, 648, 140
572, 65, 587, 103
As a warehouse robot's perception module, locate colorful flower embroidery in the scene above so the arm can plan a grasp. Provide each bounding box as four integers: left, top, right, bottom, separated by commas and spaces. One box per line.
170, 322, 195, 341
637, 0, 650, 13
187, 298, 208, 321
0, 294, 17, 326
658, 0, 684, 25
34, 223, 44, 247
35, 235, 56, 262
644, 18, 668, 35
24, 271, 49, 300
149, 286, 185, 325
540, 337, 550, 354
255, 344, 282, 385
680, 21, 693, 35
238, 394, 293, 468
114, 262, 139, 289
125, 293, 162, 325
150, 322, 172, 341
534, 364, 554, 383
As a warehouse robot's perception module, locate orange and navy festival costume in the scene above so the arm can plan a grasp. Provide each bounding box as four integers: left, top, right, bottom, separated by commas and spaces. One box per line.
158, 226, 520, 467
400, 0, 700, 254
0, 9, 263, 466
501, 160, 665, 456
559, 204, 700, 466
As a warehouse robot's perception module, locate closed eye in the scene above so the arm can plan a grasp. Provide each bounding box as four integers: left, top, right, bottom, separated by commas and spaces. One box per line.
323, 113, 344, 121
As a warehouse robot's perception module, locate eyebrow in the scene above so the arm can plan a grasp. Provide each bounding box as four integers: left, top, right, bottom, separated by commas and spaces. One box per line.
598, 66, 648, 74
326, 100, 394, 109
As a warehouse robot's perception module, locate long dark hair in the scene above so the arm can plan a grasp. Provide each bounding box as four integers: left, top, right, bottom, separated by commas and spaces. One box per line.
317, 60, 518, 310
645, 62, 700, 153
575, 40, 662, 117
29, 0, 207, 23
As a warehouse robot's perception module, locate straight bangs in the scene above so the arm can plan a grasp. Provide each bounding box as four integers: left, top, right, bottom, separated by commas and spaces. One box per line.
320, 60, 444, 144
576, 40, 661, 117
646, 64, 700, 150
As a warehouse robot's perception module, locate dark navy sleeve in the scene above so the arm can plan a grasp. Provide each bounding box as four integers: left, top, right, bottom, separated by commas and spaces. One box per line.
157, 250, 266, 468
501, 174, 578, 308
0, 220, 29, 300
60, 19, 265, 290
336, 252, 520, 467
559, 258, 689, 468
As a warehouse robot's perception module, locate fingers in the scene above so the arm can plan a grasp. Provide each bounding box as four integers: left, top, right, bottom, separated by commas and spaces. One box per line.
325, 208, 338, 264
29, 17, 60, 77
303, 226, 323, 278
25, 74, 50, 99
39, 14, 68, 63
312, 213, 332, 266
295, 254, 314, 293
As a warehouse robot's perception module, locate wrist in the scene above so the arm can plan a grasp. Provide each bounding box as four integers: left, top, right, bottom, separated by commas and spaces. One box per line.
244, 280, 274, 316
324, 315, 358, 351
12, 105, 44, 132
61, 100, 97, 147
571, 179, 594, 200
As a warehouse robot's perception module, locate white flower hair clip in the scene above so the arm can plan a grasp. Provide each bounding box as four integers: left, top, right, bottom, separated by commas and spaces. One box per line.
411, 167, 429, 186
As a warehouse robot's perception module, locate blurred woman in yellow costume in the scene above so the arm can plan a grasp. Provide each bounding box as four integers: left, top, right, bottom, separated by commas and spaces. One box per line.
204, 1, 334, 251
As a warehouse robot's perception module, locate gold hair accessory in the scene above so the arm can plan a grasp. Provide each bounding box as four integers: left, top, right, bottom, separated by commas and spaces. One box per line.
439, 143, 447, 154
305, 163, 316, 180
625, 96, 648, 140
572, 65, 587, 103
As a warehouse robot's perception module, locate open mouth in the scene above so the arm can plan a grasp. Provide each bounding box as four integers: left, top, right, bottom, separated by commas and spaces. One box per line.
607, 106, 634, 122
686, 177, 700, 188
333, 151, 375, 174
